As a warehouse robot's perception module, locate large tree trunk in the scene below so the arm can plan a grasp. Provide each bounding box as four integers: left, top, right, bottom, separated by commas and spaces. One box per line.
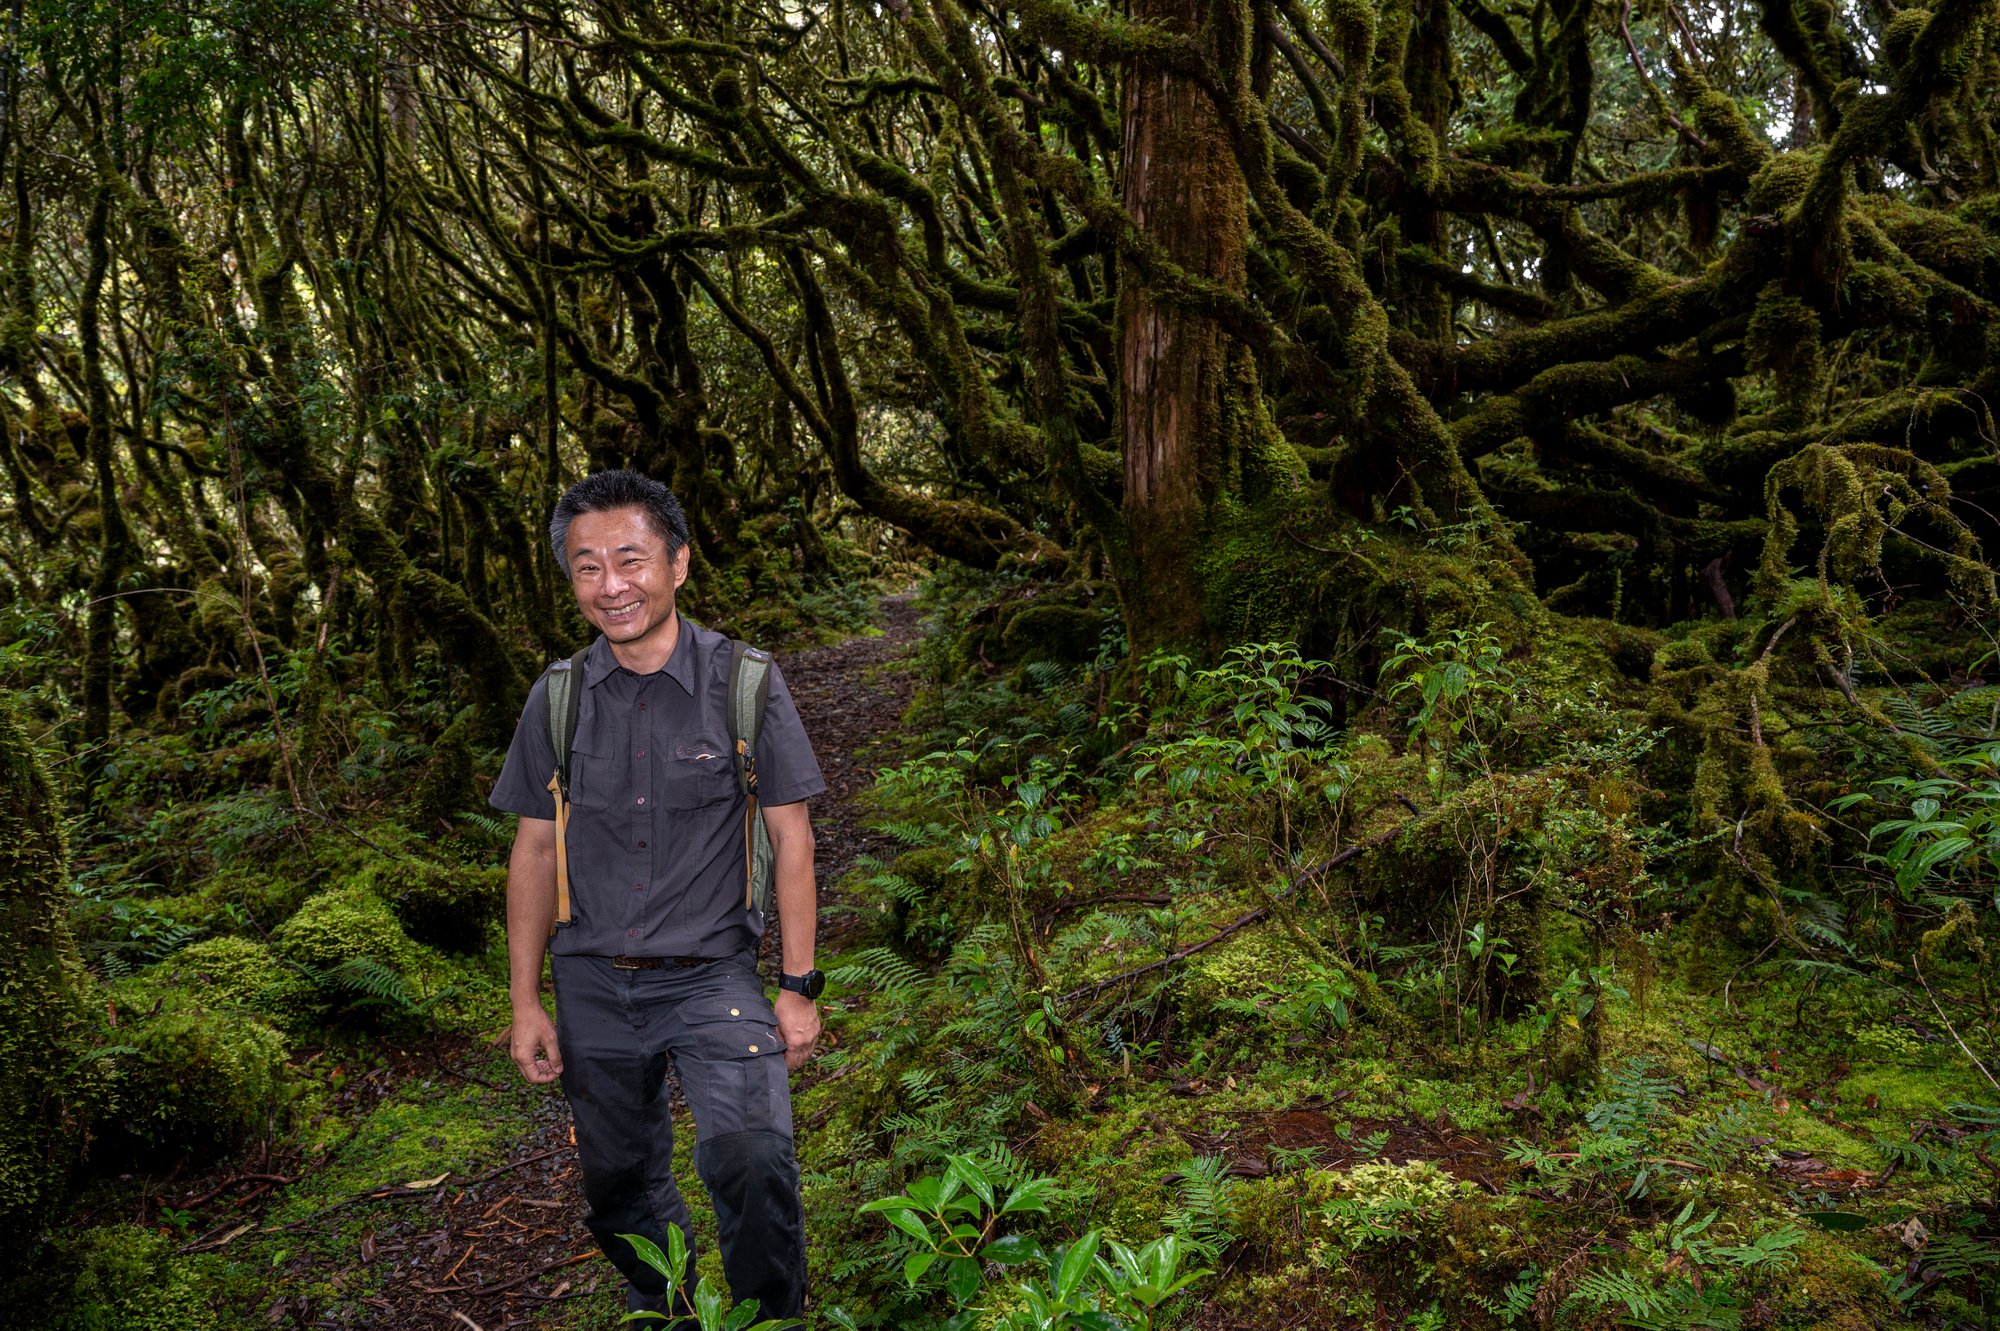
1117, 0, 1253, 652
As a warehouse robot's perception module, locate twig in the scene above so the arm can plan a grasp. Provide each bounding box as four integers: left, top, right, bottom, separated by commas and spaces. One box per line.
451, 1313, 486, 1331
1059, 825, 1404, 1004
454, 1146, 569, 1189
421, 1249, 596, 1297
1619, 0, 1709, 150
1057, 906, 1271, 1004
1912, 951, 2000, 1094
273, 1182, 448, 1231
179, 1172, 298, 1208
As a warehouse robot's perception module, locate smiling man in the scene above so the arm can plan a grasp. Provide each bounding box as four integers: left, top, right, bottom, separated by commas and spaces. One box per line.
488, 470, 825, 1320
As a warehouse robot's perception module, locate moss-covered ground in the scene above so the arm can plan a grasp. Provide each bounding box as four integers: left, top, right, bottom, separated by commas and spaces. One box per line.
16, 575, 2000, 1330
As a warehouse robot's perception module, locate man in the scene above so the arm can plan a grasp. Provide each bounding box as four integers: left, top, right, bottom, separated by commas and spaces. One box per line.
489, 469, 826, 1319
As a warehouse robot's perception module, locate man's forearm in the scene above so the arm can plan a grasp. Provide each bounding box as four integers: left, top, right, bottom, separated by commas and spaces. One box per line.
771, 820, 817, 976
506, 826, 558, 1008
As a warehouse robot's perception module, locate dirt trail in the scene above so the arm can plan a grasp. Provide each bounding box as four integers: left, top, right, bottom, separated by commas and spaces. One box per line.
767, 593, 924, 944
286, 596, 924, 1330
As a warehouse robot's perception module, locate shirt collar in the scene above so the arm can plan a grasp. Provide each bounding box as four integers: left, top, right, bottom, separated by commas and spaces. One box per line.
582, 614, 700, 696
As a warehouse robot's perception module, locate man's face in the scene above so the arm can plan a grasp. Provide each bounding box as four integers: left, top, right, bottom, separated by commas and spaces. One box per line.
565, 506, 689, 651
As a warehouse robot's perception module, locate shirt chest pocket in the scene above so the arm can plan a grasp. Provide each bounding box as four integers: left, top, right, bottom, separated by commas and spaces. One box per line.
564, 736, 622, 811
664, 734, 737, 810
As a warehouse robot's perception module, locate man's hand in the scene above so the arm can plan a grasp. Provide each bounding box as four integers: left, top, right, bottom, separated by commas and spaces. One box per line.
773, 989, 820, 1072
511, 1003, 564, 1084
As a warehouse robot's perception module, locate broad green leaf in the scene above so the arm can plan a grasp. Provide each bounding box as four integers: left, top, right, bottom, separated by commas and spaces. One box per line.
882, 1208, 933, 1245
983, 1233, 1048, 1266
619, 1232, 676, 1281
946, 1155, 996, 1210
1056, 1231, 1103, 1301
946, 1256, 982, 1304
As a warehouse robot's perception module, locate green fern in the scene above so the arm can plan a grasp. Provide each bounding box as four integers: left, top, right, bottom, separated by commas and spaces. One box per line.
1169, 1155, 1237, 1262
456, 809, 513, 841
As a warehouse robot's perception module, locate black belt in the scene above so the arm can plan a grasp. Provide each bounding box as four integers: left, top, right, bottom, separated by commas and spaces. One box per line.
610, 955, 724, 971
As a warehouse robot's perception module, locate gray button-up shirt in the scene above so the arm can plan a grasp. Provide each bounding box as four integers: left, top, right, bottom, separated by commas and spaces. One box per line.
490, 616, 825, 958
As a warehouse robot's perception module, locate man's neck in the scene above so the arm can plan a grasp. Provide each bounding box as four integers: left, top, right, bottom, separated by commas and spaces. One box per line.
605, 611, 681, 675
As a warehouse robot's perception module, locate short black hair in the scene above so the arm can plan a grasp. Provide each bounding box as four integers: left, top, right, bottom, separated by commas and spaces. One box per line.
549, 469, 690, 576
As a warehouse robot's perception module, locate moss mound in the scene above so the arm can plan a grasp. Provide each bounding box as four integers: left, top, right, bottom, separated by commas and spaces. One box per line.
273, 883, 417, 979
151, 935, 294, 1011
102, 999, 288, 1158
39, 1224, 220, 1331
367, 857, 505, 954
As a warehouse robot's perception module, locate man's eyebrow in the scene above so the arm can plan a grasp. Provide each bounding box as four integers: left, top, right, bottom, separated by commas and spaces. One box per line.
569, 542, 651, 559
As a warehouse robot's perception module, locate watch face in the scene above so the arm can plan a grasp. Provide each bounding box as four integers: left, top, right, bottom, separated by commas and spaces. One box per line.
801, 969, 826, 999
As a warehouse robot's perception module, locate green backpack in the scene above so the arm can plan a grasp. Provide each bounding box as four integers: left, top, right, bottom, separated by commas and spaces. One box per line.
543, 639, 776, 929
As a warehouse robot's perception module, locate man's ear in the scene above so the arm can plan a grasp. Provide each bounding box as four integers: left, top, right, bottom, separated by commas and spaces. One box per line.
671, 542, 691, 590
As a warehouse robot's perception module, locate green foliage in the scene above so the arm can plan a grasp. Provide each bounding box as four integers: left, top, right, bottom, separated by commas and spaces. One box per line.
857, 1154, 1207, 1330
1565, 1201, 1808, 1330
621, 1223, 798, 1330
1834, 740, 2000, 907
1505, 1058, 1687, 1201
40, 1225, 219, 1331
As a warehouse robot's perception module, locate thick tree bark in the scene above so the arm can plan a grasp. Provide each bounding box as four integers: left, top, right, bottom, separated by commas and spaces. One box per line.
1118, 0, 1253, 651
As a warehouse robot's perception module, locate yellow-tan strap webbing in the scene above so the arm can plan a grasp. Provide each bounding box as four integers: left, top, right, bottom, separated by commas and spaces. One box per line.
547, 771, 572, 931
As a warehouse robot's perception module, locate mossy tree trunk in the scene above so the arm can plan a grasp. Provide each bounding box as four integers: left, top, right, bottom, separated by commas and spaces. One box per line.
0, 702, 100, 1275
1116, 0, 1257, 653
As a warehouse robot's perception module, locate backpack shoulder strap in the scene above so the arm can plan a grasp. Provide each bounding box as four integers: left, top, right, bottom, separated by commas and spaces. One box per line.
544, 647, 589, 932
726, 640, 774, 795
546, 647, 590, 792
727, 640, 776, 914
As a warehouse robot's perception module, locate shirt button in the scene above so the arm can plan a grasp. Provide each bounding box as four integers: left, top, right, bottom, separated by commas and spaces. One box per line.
636, 796, 646, 805
634, 883, 644, 892
638, 841, 647, 849
748, 1044, 759, 1054
639, 703, 647, 711
628, 928, 638, 937
637, 750, 646, 758
730, 1008, 740, 1017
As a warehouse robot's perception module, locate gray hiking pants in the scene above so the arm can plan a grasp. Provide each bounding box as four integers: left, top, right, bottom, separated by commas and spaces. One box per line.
551, 951, 805, 1318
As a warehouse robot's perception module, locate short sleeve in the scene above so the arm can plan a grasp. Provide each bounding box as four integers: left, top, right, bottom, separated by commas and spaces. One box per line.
753, 661, 826, 807
490, 672, 560, 820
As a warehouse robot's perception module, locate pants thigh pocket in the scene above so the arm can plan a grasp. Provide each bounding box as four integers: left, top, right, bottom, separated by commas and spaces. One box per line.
674, 1000, 792, 1140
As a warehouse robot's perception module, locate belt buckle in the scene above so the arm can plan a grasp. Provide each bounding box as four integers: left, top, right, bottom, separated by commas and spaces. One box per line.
612, 955, 647, 970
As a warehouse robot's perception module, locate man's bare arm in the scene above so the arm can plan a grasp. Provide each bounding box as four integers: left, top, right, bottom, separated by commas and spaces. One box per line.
506, 816, 563, 1083
764, 800, 820, 1072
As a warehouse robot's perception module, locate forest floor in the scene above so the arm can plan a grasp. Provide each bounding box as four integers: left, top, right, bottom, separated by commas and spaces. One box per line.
112, 597, 926, 1331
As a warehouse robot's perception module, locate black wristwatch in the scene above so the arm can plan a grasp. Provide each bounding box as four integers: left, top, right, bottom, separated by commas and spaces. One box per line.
779, 968, 826, 1000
